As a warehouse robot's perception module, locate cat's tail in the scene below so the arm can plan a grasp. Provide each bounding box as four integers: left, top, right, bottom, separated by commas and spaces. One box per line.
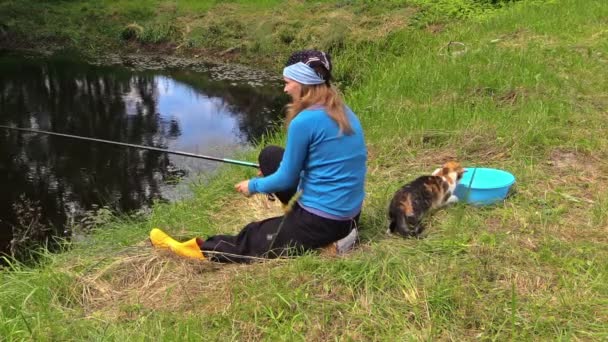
390, 212, 424, 238
393, 212, 412, 237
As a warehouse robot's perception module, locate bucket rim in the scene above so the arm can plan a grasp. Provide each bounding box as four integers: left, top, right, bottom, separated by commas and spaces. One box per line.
459, 167, 516, 190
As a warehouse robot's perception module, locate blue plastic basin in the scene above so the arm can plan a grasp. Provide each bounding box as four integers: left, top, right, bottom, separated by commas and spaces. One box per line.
454, 167, 515, 206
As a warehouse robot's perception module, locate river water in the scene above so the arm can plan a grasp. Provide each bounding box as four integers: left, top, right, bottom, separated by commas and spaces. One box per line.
0, 52, 286, 258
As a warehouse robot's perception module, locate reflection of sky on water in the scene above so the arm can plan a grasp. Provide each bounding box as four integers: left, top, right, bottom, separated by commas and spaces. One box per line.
158, 80, 243, 150
124, 75, 244, 152
120, 75, 254, 201
155, 76, 250, 181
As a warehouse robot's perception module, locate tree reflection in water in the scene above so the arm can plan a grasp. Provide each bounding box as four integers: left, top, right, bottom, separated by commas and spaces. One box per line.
0, 54, 286, 257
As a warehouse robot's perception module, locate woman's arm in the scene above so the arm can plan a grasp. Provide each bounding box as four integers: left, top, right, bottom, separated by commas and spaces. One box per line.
248, 117, 310, 195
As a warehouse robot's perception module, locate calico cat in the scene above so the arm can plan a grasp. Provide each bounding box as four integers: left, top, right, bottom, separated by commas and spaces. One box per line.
388, 161, 465, 238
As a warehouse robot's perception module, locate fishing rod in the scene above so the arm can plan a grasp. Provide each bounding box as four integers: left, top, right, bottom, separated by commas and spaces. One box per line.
0, 125, 260, 168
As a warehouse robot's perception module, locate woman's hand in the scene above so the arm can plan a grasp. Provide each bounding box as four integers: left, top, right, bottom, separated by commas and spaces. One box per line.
234, 180, 251, 197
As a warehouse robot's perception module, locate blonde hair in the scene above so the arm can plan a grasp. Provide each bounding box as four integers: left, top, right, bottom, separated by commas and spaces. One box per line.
286, 84, 353, 134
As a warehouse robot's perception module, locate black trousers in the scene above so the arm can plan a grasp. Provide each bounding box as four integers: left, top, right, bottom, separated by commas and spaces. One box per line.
201, 145, 358, 263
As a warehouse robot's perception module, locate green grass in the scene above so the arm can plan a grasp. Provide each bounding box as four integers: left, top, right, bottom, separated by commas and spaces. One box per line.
2, 0, 608, 340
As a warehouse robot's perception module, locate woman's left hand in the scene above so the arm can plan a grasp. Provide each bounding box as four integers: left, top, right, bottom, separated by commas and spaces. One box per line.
234, 180, 251, 197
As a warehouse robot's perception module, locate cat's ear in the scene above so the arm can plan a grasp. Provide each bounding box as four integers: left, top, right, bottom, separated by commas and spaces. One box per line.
432, 168, 441, 176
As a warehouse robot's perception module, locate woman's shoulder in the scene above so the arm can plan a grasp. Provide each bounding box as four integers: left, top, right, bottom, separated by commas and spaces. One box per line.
301, 105, 327, 115
293, 107, 327, 122
294, 105, 360, 125
288, 110, 321, 131
300, 105, 356, 117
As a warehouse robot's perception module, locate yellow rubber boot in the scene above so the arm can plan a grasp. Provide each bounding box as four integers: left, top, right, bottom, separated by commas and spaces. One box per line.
149, 228, 176, 249
149, 228, 205, 260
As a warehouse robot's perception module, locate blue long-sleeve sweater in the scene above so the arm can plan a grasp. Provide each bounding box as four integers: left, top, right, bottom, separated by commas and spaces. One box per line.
248, 106, 367, 218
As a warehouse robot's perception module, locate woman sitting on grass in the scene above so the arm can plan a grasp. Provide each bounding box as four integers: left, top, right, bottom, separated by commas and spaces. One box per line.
150, 50, 367, 263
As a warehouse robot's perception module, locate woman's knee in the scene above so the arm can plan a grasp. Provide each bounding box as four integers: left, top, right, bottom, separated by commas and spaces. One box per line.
258, 145, 285, 176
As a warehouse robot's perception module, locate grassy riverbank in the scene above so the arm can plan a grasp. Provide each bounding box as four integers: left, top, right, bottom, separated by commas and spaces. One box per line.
2, 0, 608, 340
1, 0, 528, 68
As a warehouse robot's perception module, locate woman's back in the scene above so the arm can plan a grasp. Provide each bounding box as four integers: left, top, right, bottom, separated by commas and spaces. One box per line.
248, 106, 366, 218
295, 107, 366, 218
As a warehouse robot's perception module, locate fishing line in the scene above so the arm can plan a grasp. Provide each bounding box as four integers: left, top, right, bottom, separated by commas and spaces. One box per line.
0, 125, 260, 168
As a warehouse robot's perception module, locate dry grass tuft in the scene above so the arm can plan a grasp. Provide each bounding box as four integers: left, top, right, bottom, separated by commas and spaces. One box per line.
367, 129, 511, 183
425, 23, 445, 34
62, 193, 350, 319
67, 245, 224, 317
210, 193, 284, 234
494, 29, 557, 49
497, 269, 558, 297
65, 241, 295, 320
549, 222, 608, 244
547, 148, 604, 175
367, 137, 456, 177
543, 148, 608, 201
62, 194, 288, 319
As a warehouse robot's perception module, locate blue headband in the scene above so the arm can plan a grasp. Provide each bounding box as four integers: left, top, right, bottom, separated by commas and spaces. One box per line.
282, 62, 326, 85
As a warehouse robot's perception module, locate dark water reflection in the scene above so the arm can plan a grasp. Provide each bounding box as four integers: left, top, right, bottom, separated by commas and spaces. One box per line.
0, 53, 286, 256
